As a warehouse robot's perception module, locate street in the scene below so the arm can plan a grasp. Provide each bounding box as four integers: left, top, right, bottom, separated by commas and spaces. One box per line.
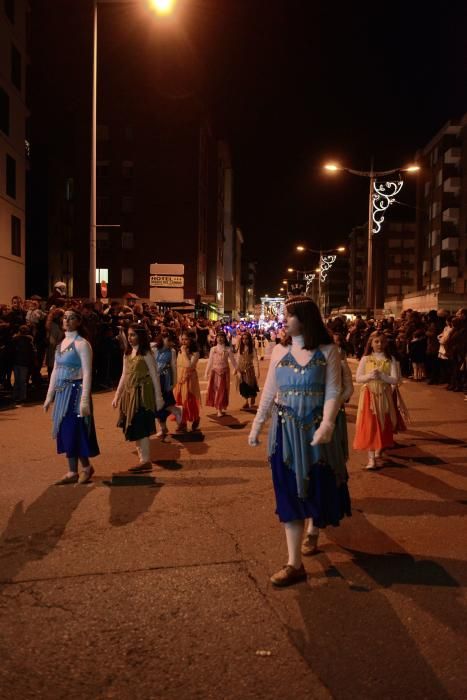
1, 358, 466, 700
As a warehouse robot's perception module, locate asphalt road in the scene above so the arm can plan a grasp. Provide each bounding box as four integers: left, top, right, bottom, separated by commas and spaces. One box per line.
0, 358, 466, 699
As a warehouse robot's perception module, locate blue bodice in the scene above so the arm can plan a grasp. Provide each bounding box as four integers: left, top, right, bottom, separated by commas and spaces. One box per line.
51, 338, 84, 438
154, 347, 173, 392
268, 349, 329, 498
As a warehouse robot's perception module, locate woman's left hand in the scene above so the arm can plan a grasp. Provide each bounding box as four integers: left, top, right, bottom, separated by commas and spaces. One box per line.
311, 421, 334, 446
79, 400, 91, 417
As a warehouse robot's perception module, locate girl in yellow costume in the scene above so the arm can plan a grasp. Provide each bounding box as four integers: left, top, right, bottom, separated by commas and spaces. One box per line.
173, 332, 202, 432
353, 331, 401, 470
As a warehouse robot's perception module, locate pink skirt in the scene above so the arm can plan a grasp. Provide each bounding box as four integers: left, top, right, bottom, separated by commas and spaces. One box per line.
206, 371, 229, 410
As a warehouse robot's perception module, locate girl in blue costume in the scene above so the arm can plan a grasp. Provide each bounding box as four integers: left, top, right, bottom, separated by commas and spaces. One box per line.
44, 309, 99, 485
151, 330, 182, 437
248, 296, 351, 587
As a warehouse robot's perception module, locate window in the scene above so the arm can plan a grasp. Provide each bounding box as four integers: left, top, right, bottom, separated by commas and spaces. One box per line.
97, 124, 110, 141
121, 267, 134, 286
122, 196, 133, 213
96, 268, 109, 283
97, 161, 109, 178
0, 87, 9, 135
6, 154, 16, 198
65, 178, 74, 201
122, 161, 133, 178
11, 44, 21, 90
11, 215, 20, 256
121, 231, 134, 249
4, 0, 14, 23
97, 230, 110, 249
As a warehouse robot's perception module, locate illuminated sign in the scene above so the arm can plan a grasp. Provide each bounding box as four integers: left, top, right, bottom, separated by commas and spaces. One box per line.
150, 275, 184, 288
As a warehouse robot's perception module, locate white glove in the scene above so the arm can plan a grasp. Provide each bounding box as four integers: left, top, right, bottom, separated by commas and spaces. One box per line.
79, 398, 91, 417
311, 420, 334, 446
43, 395, 54, 412
248, 433, 260, 447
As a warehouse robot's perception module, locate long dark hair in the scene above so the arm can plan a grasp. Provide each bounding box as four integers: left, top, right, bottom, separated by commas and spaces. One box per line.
125, 322, 151, 355
363, 331, 392, 359
285, 296, 332, 350
215, 330, 230, 347
63, 309, 88, 339
239, 332, 254, 354
180, 332, 198, 355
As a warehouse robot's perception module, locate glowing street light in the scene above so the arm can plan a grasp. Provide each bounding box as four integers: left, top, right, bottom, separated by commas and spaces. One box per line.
323, 159, 420, 313
287, 267, 294, 273
150, 0, 177, 15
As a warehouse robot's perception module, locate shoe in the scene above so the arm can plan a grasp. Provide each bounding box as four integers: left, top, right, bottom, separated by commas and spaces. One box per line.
191, 418, 200, 431
128, 462, 152, 473
270, 564, 307, 588
156, 427, 169, 438
175, 423, 187, 433
78, 466, 95, 484
301, 533, 319, 556
364, 460, 377, 470
54, 473, 79, 485
242, 402, 250, 410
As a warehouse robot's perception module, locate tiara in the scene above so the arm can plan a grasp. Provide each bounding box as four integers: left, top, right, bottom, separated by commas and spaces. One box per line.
285, 296, 314, 307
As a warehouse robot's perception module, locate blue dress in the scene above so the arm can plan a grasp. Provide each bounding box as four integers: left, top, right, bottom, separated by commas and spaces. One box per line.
267, 349, 351, 526
153, 347, 176, 422
52, 338, 99, 458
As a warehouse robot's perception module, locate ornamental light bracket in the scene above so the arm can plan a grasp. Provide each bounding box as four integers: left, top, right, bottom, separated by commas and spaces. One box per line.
319, 255, 337, 282
372, 178, 404, 234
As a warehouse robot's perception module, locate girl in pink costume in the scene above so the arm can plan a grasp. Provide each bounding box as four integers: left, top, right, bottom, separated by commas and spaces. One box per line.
205, 331, 238, 416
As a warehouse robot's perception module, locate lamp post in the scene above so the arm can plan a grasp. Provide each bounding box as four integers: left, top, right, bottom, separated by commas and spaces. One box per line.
295, 245, 346, 315
90, 0, 177, 301
324, 162, 420, 316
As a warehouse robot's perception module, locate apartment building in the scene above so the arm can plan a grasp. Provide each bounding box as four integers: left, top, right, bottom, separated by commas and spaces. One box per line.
0, 0, 29, 301
409, 116, 467, 311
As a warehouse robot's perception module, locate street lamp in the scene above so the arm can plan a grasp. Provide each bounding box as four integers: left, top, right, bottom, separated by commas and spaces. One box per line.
90, 0, 177, 301
324, 161, 420, 315
296, 244, 346, 315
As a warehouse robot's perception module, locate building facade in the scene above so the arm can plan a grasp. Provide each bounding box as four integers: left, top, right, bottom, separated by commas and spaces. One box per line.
408, 117, 467, 311
349, 220, 417, 315
0, 0, 29, 301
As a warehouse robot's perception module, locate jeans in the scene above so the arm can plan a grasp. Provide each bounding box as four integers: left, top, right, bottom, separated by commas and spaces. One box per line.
12, 365, 29, 403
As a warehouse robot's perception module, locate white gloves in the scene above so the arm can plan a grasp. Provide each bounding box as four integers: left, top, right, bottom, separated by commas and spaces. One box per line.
79, 397, 91, 417
311, 420, 335, 446
248, 416, 265, 447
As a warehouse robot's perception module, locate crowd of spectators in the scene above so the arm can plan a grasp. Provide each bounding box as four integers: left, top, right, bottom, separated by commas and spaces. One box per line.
1, 293, 467, 406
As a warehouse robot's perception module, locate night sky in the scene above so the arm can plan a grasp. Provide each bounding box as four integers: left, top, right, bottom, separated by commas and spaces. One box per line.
46, 0, 467, 296
181, 0, 467, 294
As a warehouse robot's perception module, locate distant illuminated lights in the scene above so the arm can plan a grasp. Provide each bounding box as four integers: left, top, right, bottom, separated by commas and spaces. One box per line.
372, 179, 404, 234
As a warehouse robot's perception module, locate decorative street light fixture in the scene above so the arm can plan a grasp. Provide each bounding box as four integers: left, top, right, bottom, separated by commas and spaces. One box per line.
90, 0, 178, 301
323, 161, 420, 315
295, 245, 346, 314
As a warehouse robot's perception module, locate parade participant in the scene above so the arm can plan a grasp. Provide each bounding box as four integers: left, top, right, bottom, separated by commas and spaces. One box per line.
248, 296, 351, 587
44, 310, 99, 485
353, 331, 401, 469
205, 330, 238, 417
112, 324, 164, 472
302, 331, 354, 556
255, 328, 267, 361
151, 330, 182, 437
173, 332, 202, 432
236, 330, 260, 409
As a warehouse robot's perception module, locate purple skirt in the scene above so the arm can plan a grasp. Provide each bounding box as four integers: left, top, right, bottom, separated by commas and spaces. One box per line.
270, 423, 351, 526
56, 384, 100, 458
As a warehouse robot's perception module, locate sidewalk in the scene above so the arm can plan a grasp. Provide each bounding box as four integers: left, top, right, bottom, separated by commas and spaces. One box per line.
0, 360, 466, 699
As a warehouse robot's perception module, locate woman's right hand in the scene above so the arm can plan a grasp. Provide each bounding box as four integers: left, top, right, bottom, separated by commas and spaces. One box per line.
43, 397, 52, 412
112, 396, 119, 409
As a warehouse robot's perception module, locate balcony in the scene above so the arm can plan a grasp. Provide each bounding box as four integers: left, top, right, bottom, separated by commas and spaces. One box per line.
443, 176, 461, 193
441, 237, 459, 251
444, 147, 461, 164
440, 266, 458, 279
442, 207, 460, 223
